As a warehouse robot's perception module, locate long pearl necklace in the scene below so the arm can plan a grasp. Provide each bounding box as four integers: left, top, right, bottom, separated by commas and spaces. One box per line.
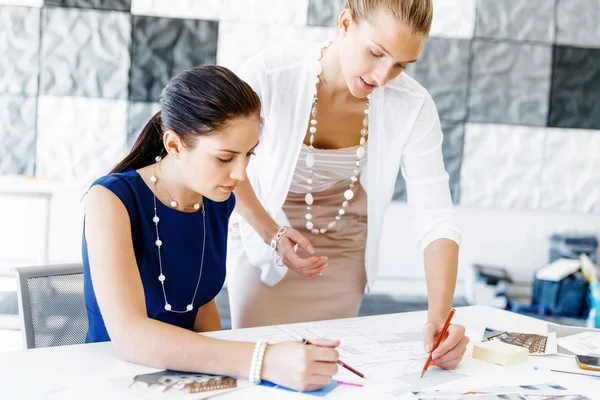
150, 156, 205, 313
304, 41, 370, 236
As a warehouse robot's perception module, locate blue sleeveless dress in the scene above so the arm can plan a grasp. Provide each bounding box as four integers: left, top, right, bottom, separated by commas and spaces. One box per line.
82, 168, 234, 343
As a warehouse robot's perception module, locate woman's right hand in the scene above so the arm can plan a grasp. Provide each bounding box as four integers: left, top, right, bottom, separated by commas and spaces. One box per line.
275, 227, 328, 277
261, 339, 340, 392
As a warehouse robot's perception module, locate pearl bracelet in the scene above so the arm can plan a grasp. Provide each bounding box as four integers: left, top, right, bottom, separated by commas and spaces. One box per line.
270, 226, 288, 267
249, 340, 268, 384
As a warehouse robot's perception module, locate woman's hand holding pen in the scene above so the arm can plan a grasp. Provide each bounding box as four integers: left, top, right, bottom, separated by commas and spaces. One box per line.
422, 321, 469, 370
261, 339, 340, 392
275, 227, 328, 277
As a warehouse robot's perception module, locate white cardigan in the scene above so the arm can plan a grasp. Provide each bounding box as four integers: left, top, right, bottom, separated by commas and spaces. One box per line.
235, 45, 461, 293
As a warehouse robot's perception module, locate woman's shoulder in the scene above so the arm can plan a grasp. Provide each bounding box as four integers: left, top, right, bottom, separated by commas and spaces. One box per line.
91, 169, 140, 193
86, 169, 146, 211
385, 71, 430, 98
206, 193, 236, 221
381, 72, 437, 115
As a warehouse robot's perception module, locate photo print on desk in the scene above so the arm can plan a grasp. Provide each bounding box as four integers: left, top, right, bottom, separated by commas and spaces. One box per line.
483, 327, 558, 355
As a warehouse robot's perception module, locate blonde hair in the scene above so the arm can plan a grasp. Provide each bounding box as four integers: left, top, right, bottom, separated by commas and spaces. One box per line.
344, 0, 433, 35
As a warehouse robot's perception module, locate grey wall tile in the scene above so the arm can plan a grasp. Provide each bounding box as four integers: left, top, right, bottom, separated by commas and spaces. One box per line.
549, 46, 600, 130
0, 6, 41, 95
475, 0, 555, 42
468, 40, 552, 126
405, 38, 471, 121
393, 120, 464, 204
0, 95, 37, 175
36, 95, 128, 183
441, 120, 465, 204
460, 123, 545, 210
221, 0, 309, 25
307, 0, 344, 27
40, 7, 131, 99
217, 21, 334, 73
127, 101, 160, 148
130, 0, 220, 20
129, 16, 218, 102
556, 0, 600, 48
541, 128, 600, 213
430, 0, 477, 39
45, 0, 130, 11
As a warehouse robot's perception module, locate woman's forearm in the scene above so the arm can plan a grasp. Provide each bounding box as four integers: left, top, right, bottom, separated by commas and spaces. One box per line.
423, 238, 459, 323
113, 315, 254, 378
233, 179, 280, 244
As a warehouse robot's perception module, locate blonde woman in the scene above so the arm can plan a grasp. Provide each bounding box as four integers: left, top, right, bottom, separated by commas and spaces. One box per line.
229, 0, 469, 369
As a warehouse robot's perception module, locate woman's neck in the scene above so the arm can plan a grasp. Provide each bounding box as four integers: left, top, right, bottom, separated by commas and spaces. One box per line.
155, 156, 202, 209
318, 39, 355, 103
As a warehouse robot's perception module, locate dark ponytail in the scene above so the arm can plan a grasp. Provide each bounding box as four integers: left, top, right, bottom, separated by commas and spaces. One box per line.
111, 65, 261, 174
111, 111, 165, 173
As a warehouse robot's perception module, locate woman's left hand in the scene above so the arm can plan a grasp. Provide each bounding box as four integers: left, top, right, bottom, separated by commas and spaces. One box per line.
422, 321, 469, 370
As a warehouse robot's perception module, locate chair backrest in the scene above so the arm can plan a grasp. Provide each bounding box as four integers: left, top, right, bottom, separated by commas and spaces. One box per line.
13, 263, 88, 349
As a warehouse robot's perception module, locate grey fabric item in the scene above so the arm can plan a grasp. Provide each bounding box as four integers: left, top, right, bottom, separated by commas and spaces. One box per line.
392, 174, 408, 202
393, 120, 463, 204
45, 0, 131, 11
129, 16, 218, 102
40, 7, 131, 99
0, 95, 37, 175
307, 0, 345, 26
127, 101, 160, 148
405, 38, 471, 122
0, 6, 41, 95
475, 0, 555, 42
556, 0, 600, 49
14, 264, 87, 349
468, 40, 552, 126
549, 46, 600, 130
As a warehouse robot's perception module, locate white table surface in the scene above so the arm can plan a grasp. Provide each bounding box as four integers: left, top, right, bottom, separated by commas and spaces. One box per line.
1, 305, 600, 399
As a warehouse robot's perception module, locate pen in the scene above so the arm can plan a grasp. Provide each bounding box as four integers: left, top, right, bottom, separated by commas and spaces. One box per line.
302, 339, 366, 379
550, 369, 600, 378
421, 308, 456, 378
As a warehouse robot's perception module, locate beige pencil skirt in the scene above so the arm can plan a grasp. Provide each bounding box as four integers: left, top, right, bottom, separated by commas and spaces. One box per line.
226, 180, 367, 329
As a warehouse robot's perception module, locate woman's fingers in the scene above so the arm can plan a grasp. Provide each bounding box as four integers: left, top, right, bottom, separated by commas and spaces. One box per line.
433, 347, 467, 370
431, 324, 466, 360
285, 228, 315, 254
284, 250, 327, 276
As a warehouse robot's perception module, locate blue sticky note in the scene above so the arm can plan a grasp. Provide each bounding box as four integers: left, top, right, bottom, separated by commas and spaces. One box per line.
259, 380, 338, 397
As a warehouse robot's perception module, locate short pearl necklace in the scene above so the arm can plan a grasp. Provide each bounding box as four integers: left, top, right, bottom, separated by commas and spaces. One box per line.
150, 159, 201, 211
304, 41, 370, 236
150, 156, 205, 313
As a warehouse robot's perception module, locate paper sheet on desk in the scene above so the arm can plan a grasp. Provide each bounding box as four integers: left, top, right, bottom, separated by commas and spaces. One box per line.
557, 332, 600, 356
413, 382, 589, 399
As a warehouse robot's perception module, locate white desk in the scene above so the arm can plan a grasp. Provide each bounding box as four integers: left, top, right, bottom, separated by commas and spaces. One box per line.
1, 306, 599, 399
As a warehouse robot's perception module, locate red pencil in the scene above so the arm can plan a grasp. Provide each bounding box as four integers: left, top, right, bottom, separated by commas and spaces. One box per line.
421, 308, 456, 378
302, 339, 366, 379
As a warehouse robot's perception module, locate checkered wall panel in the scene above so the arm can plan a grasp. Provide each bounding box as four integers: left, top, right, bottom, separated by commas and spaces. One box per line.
0, 0, 598, 214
